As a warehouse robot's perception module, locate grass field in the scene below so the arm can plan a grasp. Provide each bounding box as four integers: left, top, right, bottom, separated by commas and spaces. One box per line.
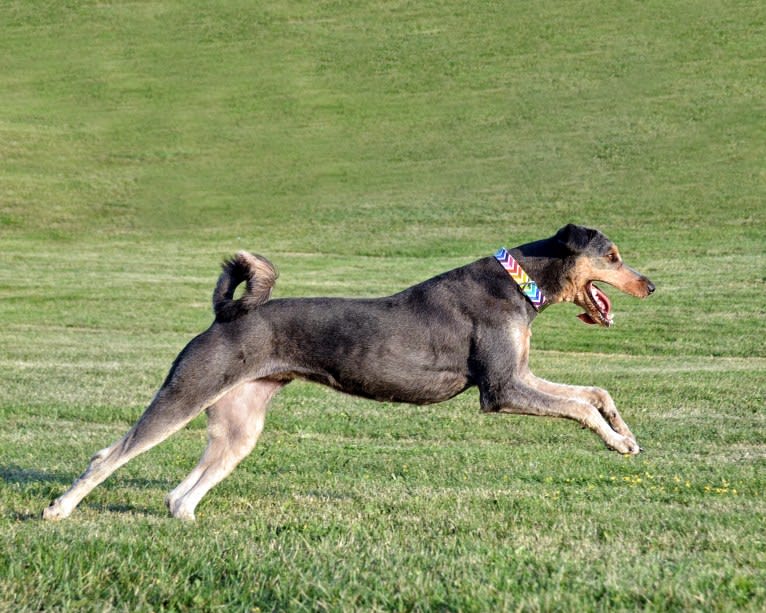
1, 1, 764, 610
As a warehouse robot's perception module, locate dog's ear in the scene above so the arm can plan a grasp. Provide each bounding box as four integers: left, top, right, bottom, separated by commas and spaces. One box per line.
555, 224, 599, 254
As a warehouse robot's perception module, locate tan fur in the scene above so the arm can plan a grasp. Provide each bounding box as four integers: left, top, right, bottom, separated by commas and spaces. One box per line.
553, 251, 653, 324
237, 251, 278, 307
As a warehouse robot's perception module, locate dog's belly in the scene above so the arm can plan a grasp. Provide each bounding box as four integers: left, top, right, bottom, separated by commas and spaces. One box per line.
302, 367, 472, 405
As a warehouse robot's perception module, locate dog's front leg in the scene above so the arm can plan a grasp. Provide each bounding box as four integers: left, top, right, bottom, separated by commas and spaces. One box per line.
522, 374, 637, 445
491, 382, 640, 455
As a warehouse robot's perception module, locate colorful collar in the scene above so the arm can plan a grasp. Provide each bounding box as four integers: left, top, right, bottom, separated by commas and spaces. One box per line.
494, 248, 547, 310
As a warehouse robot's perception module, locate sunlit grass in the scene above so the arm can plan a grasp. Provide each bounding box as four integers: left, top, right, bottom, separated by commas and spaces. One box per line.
1, 0, 764, 611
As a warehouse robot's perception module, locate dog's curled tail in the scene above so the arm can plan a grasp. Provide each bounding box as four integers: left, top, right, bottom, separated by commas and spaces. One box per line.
213, 251, 278, 322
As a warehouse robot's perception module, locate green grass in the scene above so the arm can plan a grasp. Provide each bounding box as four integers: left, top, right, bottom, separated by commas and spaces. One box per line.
1, 0, 765, 610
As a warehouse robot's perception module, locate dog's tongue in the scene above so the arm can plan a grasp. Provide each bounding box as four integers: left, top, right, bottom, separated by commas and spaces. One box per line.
577, 283, 612, 325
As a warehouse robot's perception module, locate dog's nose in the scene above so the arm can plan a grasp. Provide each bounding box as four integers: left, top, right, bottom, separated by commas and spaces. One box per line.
646, 280, 656, 295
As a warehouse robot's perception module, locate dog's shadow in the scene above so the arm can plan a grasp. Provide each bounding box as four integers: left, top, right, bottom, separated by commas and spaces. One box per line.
1, 464, 172, 521
1, 465, 72, 521
0, 464, 71, 487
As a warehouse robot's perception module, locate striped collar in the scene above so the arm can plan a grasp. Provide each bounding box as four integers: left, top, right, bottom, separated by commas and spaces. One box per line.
494, 248, 547, 311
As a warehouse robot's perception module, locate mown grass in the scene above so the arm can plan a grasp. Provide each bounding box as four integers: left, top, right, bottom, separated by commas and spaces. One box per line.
1, 1, 765, 611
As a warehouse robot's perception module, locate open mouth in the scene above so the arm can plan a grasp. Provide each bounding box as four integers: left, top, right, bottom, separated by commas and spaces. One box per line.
577, 282, 614, 327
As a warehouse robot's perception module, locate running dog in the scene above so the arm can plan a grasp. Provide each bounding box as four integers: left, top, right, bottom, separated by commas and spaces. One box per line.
43, 223, 655, 520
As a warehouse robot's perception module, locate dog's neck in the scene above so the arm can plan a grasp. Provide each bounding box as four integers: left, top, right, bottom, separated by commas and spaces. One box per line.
507, 237, 569, 305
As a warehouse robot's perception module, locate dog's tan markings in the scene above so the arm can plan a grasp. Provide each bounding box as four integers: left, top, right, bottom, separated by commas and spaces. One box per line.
500, 322, 638, 454
522, 374, 636, 441
599, 263, 654, 298
554, 257, 595, 304
507, 323, 531, 369
552, 245, 654, 327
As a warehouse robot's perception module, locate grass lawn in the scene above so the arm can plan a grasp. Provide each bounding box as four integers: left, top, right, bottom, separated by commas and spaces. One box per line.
1, 1, 764, 610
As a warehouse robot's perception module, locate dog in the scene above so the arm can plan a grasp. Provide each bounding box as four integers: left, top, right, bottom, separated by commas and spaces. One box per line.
43, 224, 655, 520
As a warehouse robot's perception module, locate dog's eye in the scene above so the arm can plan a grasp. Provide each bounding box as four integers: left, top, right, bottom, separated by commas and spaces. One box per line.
607, 253, 620, 264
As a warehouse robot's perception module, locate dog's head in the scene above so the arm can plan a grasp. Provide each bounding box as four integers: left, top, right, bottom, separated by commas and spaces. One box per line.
554, 224, 655, 327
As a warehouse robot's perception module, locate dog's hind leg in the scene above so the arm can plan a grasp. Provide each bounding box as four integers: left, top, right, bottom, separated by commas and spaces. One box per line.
42, 391, 208, 520
41, 381, 235, 521
42, 332, 249, 521
165, 379, 283, 520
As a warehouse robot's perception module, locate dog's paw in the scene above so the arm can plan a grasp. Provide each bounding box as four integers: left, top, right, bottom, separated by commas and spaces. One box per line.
41, 500, 71, 521
166, 496, 196, 521
611, 435, 641, 456
172, 506, 197, 521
